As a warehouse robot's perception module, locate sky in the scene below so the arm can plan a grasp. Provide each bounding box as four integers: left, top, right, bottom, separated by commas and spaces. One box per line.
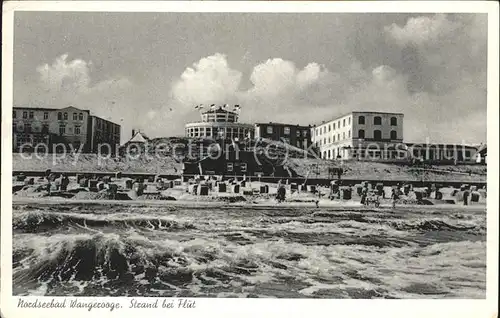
13, 12, 487, 145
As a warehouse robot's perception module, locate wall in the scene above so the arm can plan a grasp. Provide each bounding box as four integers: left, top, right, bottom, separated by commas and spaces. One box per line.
255, 123, 311, 149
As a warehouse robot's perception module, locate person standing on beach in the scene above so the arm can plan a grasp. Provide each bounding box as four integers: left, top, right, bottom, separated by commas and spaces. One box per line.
391, 188, 399, 208
360, 185, 368, 205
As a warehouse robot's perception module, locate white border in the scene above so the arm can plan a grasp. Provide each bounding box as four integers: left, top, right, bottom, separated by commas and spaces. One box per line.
1, 2, 498, 318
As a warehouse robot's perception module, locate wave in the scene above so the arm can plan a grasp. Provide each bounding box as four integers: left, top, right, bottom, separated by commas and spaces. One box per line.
13, 230, 486, 298
13, 211, 196, 233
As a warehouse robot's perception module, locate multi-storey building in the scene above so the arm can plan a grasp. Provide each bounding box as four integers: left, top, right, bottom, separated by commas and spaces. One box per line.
87, 115, 122, 153
12, 105, 121, 153
311, 111, 405, 160
254, 122, 312, 149
185, 106, 254, 141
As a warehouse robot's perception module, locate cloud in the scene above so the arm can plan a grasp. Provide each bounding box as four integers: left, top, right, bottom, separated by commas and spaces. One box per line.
36, 54, 91, 93
171, 53, 242, 106
384, 14, 460, 47
18, 14, 486, 145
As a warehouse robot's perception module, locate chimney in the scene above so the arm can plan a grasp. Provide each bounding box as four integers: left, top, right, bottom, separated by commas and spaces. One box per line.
132, 129, 135, 137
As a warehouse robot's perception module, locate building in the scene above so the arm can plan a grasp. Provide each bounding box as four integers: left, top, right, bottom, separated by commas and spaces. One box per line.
12, 105, 121, 153
311, 111, 404, 160
254, 122, 312, 149
87, 115, 122, 154
185, 106, 254, 141
182, 141, 296, 178
405, 143, 478, 163
474, 144, 487, 164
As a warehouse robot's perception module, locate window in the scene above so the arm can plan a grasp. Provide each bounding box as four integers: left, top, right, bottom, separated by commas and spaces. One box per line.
227, 163, 234, 172
58, 112, 62, 120
358, 116, 365, 125
29, 111, 34, 119
73, 113, 77, 120
333, 135, 336, 142
324, 138, 326, 144
41, 124, 49, 134
241, 163, 247, 173
328, 125, 331, 132
267, 126, 273, 134
328, 137, 331, 143
358, 129, 365, 139
284, 127, 290, 135
59, 124, 66, 135
348, 117, 351, 125
465, 151, 471, 158
43, 112, 49, 120
79, 113, 83, 120
390, 130, 397, 140
374, 130, 382, 140
348, 130, 351, 138
13, 111, 16, 118
374, 116, 382, 125
25, 123, 31, 132
75, 125, 81, 135
333, 123, 336, 130
296, 130, 301, 137
316, 128, 319, 136
391, 117, 397, 126
23, 111, 28, 119
303, 130, 308, 137
343, 119, 345, 127
328, 150, 331, 159
337, 133, 340, 141
63, 112, 68, 120
343, 132, 345, 139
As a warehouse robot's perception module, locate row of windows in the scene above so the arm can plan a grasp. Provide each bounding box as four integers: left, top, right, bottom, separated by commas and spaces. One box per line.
358, 129, 398, 140
202, 114, 237, 123
315, 129, 399, 147
15, 111, 86, 121
57, 112, 85, 121
315, 116, 399, 136
358, 116, 398, 126
316, 117, 351, 135
226, 163, 247, 173
186, 127, 251, 138
13, 111, 49, 120
58, 124, 82, 135
13, 123, 49, 133
265, 126, 309, 137
317, 130, 352, 146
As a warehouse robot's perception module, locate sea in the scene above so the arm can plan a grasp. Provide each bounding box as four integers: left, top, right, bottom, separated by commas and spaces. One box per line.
12, 202, 486, 298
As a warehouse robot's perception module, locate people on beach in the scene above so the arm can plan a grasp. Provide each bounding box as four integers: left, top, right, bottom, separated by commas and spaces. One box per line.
276, 184, 286, 203
360, 185, 368, 205
391, 187, 399, 208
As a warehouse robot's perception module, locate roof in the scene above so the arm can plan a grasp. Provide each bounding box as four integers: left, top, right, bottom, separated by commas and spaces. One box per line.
202, 106, 237, 115
404, 142, 478, 149
255, 122, 312, 128
91, 115, 120, 126
475, 144, 487, 155
128, 131, 149, 143
13, 106, 90, 112
313, 110, 405, 127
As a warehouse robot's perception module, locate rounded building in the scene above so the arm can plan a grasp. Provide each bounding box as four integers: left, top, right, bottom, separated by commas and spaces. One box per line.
185, 106, 254, 140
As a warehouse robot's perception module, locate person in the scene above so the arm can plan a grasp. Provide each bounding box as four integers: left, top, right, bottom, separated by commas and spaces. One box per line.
391, 188, 399, 208
463, 190, 469, 206
360, 185, 368, 205
276, 185, 286, 203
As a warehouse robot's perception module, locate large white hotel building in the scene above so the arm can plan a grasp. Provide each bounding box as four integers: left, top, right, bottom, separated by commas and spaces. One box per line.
311, 111, 405, 160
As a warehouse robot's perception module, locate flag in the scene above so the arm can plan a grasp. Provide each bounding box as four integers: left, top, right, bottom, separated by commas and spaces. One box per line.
233, 104, 241, 112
